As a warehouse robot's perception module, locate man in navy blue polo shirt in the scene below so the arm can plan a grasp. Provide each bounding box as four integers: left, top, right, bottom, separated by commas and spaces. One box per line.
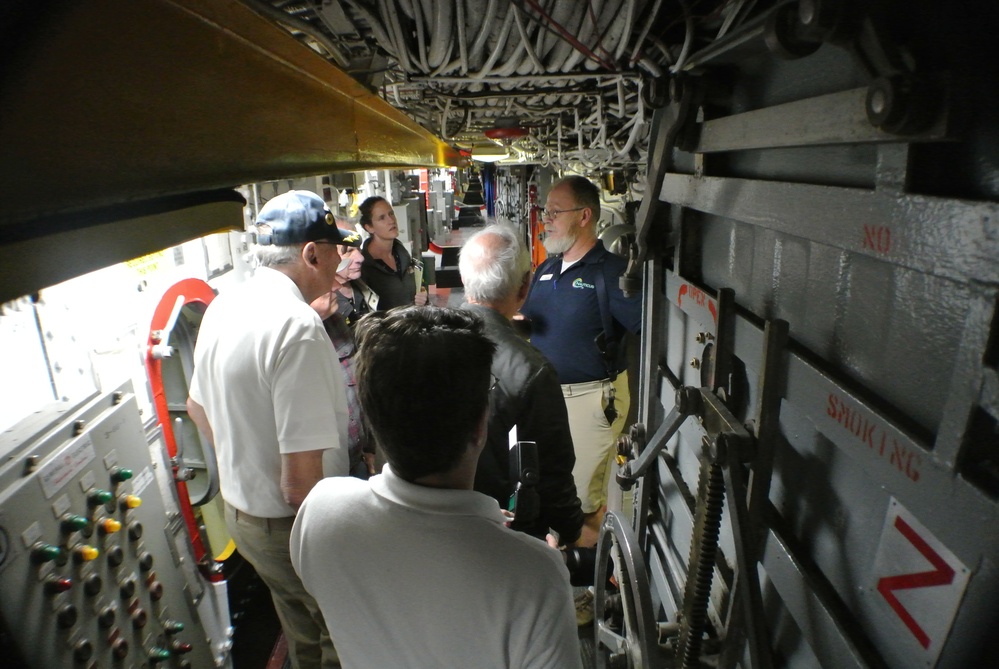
521, 176, 642, 546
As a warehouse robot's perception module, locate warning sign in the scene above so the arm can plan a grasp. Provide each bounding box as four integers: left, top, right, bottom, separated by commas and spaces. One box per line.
871, 499, 970, 665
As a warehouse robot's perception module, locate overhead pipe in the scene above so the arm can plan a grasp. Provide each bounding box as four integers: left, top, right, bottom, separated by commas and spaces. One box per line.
467, 0, 498, 70
669, 0, 695, 73
378, 0, 415, 72
513, 4, 545, 75
628, 0, 662, 65
409, 0, 431, 73
456, 0, 469, 74
471, 4, 516, 79
342, 0, 398, 63
557, 0, 601, 72
614, 0, 637, 62
409, 72, 642, 84
242, 0, 350, 67
493, 8, 532, 78
428, 0, 453, 69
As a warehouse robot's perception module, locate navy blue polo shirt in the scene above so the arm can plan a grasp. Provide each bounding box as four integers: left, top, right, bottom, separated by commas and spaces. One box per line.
521, 242, 642, 384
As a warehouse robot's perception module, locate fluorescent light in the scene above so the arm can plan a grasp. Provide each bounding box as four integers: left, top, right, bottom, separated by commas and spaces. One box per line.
471, 144, 509, 163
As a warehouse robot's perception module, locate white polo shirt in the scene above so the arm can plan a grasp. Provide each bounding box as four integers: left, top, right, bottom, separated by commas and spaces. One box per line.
189, 267, 348, 517
290, 465, 583, 669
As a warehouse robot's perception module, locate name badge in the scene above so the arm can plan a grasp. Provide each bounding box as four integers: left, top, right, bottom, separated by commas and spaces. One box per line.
539, 273, 554, 281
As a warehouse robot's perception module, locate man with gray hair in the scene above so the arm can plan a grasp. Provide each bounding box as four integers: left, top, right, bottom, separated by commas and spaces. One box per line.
459, 224, 584, 545
187, 190, 358, 669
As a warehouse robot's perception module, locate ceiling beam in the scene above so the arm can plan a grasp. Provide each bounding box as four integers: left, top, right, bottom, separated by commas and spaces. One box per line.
0, 0, 465, 229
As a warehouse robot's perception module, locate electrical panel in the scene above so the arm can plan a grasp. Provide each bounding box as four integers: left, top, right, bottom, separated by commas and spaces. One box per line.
0, 382, 230, 668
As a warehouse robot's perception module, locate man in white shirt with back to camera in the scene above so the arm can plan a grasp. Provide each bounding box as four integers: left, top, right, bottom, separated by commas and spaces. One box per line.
291, 306, 583, 669
187, 190, 357, 669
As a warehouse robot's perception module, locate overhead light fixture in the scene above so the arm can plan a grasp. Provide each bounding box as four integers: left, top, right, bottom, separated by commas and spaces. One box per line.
471, 143, 509, 163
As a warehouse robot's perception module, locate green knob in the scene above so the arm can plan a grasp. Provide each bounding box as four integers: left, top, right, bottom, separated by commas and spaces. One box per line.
110, 467, 133, 483
31, 543, 62, 564
148, 648, 172, 663
61, 514, 89, 533
88, 489, 114, 506
163, 620, 185, 634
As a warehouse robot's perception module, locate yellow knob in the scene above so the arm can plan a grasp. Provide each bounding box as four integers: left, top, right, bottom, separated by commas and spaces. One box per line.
100, 518, 122, 534
76, 545, 100, 562
122, 495, 142, 510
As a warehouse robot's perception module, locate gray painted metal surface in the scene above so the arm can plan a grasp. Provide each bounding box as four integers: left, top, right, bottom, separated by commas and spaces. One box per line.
615, 8, 999, 668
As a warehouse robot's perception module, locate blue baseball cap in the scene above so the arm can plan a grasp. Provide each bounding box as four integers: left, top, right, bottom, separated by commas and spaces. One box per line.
255, 190, 362, 247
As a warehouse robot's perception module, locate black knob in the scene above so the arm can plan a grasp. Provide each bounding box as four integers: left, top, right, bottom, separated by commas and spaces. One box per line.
119, 577, 136, 599
106, 545, 124, 568
137, 551, 154, 572
111, 637, 129, 659
127, 521, 144, 541
98, 606, 116, 628
73, 639, 94, 663
131, 607, 148, 629
56, 603, 78, 628
83, 573, 103, 597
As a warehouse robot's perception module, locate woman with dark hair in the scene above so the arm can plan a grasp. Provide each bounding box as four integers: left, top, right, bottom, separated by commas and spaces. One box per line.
357, 196, 429, 310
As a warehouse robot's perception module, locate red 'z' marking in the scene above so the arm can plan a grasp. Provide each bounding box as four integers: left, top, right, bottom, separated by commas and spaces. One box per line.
876, 516, 955, 649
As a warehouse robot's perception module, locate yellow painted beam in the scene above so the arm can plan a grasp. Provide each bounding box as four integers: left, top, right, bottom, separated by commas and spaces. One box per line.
0, 0, 465, 228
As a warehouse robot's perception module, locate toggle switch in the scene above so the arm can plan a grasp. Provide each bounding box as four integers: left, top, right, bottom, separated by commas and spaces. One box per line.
73, 545, 99, 563
87, 489, 114, 507
30, 543, 62, 564
44, 577, 73, 595
162, 619, 185, 635
60, 514, 89, 534
120, 495, 142, 511
110, 467, 133, 484
98, 518, 122, 535
148, 647, 171, 663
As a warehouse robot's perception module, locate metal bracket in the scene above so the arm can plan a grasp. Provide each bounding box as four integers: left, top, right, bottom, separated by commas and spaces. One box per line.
617, 386, 702, 490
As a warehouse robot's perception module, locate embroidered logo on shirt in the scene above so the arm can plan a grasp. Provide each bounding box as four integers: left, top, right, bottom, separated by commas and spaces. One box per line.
572, 278, 596, 289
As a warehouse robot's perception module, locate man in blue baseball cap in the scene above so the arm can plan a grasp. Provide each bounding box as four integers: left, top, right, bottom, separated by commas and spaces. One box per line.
188, 190, 358, 669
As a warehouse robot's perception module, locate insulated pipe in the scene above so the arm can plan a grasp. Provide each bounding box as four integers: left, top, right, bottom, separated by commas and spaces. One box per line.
342, 0, 397, 62
493, 11, 532, 78
428, 0, 453, 69
469, 0, 498, 70
379, 0, 414, 72
614, 0, 637, 61
410, 0, 431, 73
670, 0, 695, 73
456, 0, 469, 74
537, 0, 578, 73
557, 0, 599, 72
409, 73, 642, 84
514, 5, 545, 75
396, 0, 416, 20
629, 0, 662, 64
471, 5, 516, 78
241, 0, 350, 67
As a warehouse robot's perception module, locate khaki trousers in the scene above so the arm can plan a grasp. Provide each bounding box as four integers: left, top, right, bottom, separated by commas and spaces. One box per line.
224, 502, 339, 669
562, 372, 630, 513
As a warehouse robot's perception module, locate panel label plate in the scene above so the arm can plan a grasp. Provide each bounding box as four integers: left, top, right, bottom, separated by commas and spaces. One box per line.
38, 435, 96, 500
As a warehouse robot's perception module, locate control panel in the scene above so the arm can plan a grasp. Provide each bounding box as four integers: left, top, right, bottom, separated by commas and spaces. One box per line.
0, 383, 227, 668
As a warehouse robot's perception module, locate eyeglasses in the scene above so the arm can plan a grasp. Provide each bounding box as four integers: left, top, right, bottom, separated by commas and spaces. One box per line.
489, 374, 499, 392
538, 207, 586, 220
